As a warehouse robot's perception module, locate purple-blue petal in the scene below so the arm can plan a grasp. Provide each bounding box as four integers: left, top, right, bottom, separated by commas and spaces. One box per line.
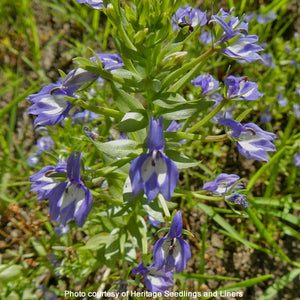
147, 117, 164, 151
160, 155, 179, 201
129, 154, 148, 197
167, 211, 183, 238
175, 238, 191, 273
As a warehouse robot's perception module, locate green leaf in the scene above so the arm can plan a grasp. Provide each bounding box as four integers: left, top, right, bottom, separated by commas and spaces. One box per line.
93, 139, 141, 158
117, 111, 148, 132
0, 265, 22, 283
165, 149, 199, 169
111, 83, 144, 112
257, 269, 300, 300
31, 238, 47, 256
153, 92, 187, 109
79, 234, 108, 250
209, 274, 273, 299
160, 100, 214, 120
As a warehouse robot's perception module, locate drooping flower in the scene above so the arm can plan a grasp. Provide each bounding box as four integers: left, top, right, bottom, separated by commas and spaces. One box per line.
29, 153, 92, 227
27, 53, 122, 127
27, 80, 74, 127
171, 5, 207, 32
152, 211, 191, 273
210, 8, 263, 62
191, 74, 219, 96
90, 53, 124, 70
132, 262, 174, 293
224, 75, 263, 101
75, 0, 105, 10
203, 173, 243, 195
219, 118, 276, 161
129, 117, 179, 202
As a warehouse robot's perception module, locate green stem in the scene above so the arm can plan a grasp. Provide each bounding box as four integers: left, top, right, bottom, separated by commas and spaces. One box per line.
187, 98, 229, 133
67, 98, 124, 120
164, 131, 227, 142
188, 192, 224, 202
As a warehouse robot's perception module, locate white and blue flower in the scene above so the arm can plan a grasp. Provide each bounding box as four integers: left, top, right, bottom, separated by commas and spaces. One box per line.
129, 117, 179, 202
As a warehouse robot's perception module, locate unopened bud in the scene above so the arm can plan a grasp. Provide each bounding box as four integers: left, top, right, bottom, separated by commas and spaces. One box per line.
161, 51, 188, 69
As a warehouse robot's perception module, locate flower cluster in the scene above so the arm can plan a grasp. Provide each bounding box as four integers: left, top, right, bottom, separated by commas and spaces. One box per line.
25, 1, 282, 295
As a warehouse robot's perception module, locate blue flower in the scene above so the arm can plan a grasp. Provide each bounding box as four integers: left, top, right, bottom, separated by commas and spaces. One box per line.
191, 74, 219, 96
293, 153, 300, 168
171, 5, 207, 32
219, 118, 276, 161
261, 53, 276, 69
225, 193, 249, 208
293, 104, 300, 119
27, 53, 121, 127
71, 110, 99, 124
276, 92, 287, 107
27, 80, 74, 127
54, 223, 70, 236
203, 173, 243, 195
29, 153, 92, 227
90, 53, 124, 70
49, 152, 92, 227
200, 31, 213, 45
225, 75, 263, 101
257, 11, 276, 24
132, 262, 174, 293
36, 136, 54, 153
75, 0, 105, 10
210, 9, 263, 62
260, 105, 272, 123
152, 211, 191, 273
40, 285, 58, 300
129, 117, 179, 202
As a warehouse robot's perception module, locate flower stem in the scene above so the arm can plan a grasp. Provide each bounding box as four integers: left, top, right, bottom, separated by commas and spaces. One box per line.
66, 98, 124, 120
187, 98, 229, 133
